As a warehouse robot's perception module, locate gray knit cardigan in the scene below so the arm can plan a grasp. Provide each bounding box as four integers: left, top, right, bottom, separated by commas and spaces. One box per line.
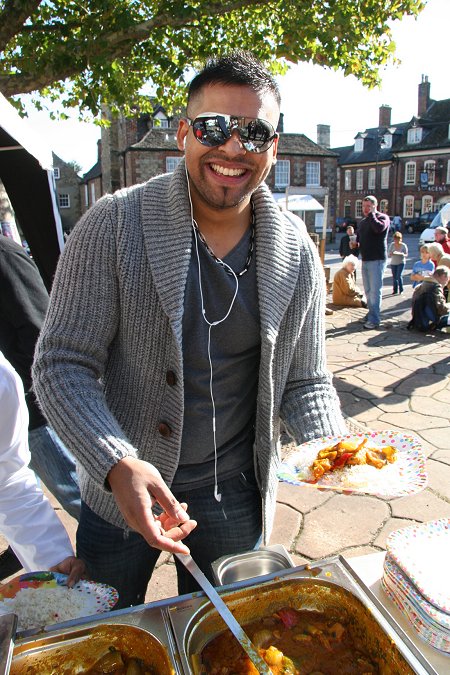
33, 161, 346, 542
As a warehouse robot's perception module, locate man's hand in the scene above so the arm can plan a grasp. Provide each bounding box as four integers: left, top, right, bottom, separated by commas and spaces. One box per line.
107, 457, 197, 555
50, 556, 85, 587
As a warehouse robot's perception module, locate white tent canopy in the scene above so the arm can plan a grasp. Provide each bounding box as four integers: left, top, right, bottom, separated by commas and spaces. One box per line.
273, 193, 324, 212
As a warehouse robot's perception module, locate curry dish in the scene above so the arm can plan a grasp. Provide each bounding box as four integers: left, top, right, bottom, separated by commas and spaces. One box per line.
310, 439, 397, 482
199, 606, 380, 674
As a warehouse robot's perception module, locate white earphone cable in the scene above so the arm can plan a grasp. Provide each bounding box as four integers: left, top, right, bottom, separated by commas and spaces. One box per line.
186, 164, 239, 502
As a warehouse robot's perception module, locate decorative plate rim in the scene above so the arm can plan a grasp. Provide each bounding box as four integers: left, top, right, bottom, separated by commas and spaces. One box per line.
0, 570, 118, 613
277, 430, 428, 498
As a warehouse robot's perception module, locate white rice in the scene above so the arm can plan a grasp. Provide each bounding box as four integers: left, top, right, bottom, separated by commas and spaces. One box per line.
0, 586, 98, 630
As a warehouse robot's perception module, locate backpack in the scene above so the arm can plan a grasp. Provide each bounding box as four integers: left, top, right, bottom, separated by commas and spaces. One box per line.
407, 289, 439, 332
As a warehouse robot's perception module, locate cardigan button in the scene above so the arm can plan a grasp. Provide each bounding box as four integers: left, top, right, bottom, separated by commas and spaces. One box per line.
166, 370, 176, 386
158, 422, 172, 438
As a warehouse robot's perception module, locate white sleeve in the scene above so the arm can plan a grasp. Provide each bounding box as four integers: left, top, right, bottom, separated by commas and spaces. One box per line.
0, 356, 74, 571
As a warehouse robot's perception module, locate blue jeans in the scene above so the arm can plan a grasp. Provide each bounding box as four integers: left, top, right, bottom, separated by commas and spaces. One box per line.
28, 425, 81, 520
391, 263, 405, 294
76, 468, 262, 608
361, 259, 387, 325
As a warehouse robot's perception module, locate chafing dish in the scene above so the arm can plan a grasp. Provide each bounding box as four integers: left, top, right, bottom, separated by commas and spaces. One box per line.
211, 544, 294, 586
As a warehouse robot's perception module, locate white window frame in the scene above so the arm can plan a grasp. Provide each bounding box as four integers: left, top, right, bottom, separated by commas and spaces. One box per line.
422, 196, 433, 213
53, 167, 60, 179
344, 170, 351, 191
424, 160, 435, 185
154, 111, 169, 128
381, 166, 389, 189
166, 156, 182, 173
275, 160, 290, 188
405, 162, 416, 185
355, 200, 363, 218
356, 169, 363, 191
407, 127, 422, 144
368, 168, 376, 191
84, 184, 89, 209
380, 199, 389, 214
90, 183, 96, 205
403, 195, 414, 218
354, 137, 364, 152
383, 134, 392, 149
344, 199, 351, 217
58, 193, 70, 209
306, 161, 320, 187
447, 160, 450, 184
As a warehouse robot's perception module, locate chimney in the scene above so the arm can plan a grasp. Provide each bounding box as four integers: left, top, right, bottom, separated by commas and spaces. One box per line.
276, 112, 284, 133
418, 74, 430, 117
378, 105, 391, 128
317, 124, 330, 148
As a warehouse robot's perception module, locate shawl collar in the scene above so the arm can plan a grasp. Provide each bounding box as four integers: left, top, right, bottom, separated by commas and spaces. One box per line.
140, 161, 302, 344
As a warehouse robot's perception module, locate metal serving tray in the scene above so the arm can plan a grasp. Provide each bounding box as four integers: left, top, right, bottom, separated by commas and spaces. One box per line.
211, 544, 294, 586
10, 601, 182, 674
168, 555, 438, 675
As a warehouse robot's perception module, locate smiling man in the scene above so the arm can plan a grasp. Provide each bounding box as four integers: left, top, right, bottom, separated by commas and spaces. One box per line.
33, 51, 346, 608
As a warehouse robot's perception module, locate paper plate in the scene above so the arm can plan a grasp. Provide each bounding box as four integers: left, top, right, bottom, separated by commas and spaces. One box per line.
0, 571, 118, 630
386, 518, 450, 614
277, 430, 427, 498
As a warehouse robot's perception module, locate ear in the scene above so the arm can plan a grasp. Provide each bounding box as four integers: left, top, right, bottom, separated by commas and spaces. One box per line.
270, 133, 279, 163
177, 118, 189, 152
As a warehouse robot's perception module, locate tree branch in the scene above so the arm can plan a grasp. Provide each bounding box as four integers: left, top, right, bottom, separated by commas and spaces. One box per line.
0, 0, 41, 50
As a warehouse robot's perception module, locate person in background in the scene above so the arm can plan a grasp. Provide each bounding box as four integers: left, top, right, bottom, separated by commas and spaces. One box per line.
0, 351, 84, 584
332, 255, 366, 308
434, 226, 450, 256
388, 231, 408, 295
339, 225, 359, 259
33, 51, 346, 609
392, 214, 402, 233
0, 235, 81, 578
410, 245, 435, 288
410, 267, 450, 332
355, 196, 390, 330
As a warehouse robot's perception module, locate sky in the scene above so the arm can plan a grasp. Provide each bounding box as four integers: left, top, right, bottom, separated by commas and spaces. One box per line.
23, 0, 450, 174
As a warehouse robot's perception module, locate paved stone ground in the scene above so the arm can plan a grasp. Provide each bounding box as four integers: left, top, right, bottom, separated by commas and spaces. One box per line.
2, 244, 449, 605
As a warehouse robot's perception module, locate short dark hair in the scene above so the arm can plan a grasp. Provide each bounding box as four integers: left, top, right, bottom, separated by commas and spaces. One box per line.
187, 50, 281, 112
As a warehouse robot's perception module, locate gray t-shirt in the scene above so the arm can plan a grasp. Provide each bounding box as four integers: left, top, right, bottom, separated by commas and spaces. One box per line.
172, 226, 260, 490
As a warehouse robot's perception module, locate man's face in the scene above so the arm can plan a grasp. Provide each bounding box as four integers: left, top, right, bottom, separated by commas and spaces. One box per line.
435, 230, 447, 243
362, 200, 375, 217
177, 84, 279, 212
346, 226, 354, 235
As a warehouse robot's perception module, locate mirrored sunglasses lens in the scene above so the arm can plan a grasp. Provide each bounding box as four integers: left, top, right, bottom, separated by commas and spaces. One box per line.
193, 117, 227, 147
241, 119, 274, 152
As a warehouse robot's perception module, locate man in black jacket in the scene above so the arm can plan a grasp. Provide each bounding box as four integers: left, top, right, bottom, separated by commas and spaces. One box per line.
0, 236, 80, 576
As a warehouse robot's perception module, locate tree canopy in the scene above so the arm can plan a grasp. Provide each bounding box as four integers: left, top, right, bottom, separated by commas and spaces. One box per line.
0, 0, 426, 119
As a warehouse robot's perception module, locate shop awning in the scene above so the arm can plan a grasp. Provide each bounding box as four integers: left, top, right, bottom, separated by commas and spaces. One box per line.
273, 193, 324, 212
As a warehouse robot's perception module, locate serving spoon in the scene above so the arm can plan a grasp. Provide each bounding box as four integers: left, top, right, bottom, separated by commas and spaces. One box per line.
175, 553, 271, 674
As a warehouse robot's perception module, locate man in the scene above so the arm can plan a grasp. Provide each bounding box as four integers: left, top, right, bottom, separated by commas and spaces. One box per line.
356, 196, 390, 329
409, 266, 450, 331
339, 225, 359, 259
392, 214, 402, 233
0, 235, 80, 578
434, 226, 450, 256
33, 51, 346, 608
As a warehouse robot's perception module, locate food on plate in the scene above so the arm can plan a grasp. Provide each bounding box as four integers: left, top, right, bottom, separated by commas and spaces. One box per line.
199, 606, 379, 674
309, 438, 397, 482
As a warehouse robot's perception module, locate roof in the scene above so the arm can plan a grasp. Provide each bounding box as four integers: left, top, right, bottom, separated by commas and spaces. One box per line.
82, 160, 102, 181
277, 133, 338, 157
131, 128, 180, 151
334, 96, 450, 166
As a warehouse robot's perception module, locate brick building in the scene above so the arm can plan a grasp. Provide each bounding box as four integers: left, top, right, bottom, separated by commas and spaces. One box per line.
334, 76, 450, 223
51, 152, 82, 234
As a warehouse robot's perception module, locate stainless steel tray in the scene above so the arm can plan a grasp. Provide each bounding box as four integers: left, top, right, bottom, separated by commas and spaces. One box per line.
10, 555, 439, 674
168, 555, 438, 675
211, 544, 294, 585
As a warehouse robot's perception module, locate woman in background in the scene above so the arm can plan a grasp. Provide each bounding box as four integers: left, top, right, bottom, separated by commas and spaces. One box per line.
332, 255, 367, 308
388, 231, 408, 295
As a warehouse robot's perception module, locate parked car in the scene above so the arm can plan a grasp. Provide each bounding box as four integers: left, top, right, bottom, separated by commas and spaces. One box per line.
335, 216, 357, 233
404, 211, 438, 234
419, 204, 450, 248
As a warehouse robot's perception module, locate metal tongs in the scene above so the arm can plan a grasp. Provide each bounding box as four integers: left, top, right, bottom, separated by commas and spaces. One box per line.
175, 553, 271, 674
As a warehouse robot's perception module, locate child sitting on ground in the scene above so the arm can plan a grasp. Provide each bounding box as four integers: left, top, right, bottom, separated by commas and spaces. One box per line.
410, 244, 435, 288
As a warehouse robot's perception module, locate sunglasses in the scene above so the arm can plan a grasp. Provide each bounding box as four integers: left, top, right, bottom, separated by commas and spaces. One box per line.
187, 112, 278, 153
